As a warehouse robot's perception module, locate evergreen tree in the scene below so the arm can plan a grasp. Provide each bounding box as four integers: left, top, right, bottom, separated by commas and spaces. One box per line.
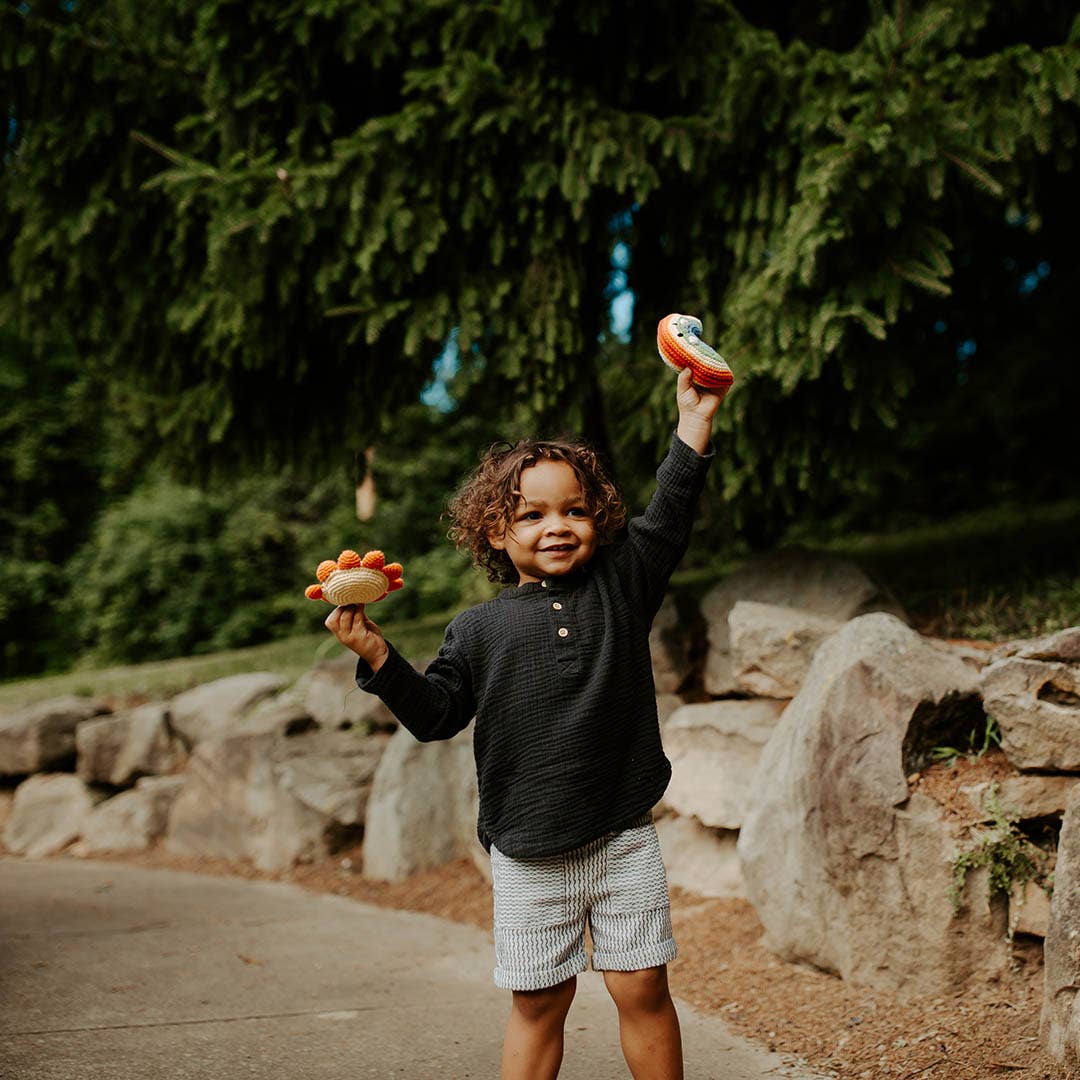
3, 0, 1077, 536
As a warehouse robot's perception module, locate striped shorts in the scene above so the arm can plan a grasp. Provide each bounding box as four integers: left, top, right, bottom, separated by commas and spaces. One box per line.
489, 813, 677, 991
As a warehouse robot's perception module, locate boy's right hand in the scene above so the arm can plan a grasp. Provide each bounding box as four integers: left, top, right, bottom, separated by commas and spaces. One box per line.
324, 604, 389, 672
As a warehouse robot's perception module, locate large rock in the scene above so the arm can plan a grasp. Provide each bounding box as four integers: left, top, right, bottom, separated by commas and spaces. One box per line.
72, 776, 185, 855
664, 700, 786, 829
75, 703, 186, 785
701, 549, 905, 696
2, 774, 100, 856
656, 693, 685, 728
655, 814, 745, 898
362, 723, 482, 882
981, 628, 1080, 770
737, 612, 1010, 996
296, 652, 397, 733
168, 673, 286, 746
165, 727, 384, 871
960, 773, 1080, 823
649, 595, 694, 694
0, 696, 111, 776
994, 627, 1080, 665
1010, 878, 1052, 939
1041, 783, 1080, 1064
728, 601, 841, 698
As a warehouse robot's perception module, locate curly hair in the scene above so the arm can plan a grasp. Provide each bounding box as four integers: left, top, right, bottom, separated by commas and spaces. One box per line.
446, 437, 627, 586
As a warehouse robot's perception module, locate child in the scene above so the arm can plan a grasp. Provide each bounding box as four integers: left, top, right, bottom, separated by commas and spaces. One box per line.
326, 365, 722, 1080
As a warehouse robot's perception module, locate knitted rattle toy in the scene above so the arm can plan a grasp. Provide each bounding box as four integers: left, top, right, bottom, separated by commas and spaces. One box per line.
304, 549, 404, 606
657, 313, 734, 397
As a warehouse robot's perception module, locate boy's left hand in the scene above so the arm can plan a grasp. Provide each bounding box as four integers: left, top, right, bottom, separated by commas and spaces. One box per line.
675, 365, 726, 422
675, 366, 725, 453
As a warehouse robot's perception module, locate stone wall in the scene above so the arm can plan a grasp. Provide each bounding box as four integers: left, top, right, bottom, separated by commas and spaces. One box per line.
2, 550, 1077, 1064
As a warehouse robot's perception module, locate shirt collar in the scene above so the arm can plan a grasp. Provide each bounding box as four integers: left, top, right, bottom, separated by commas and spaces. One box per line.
498, 563, 592, 598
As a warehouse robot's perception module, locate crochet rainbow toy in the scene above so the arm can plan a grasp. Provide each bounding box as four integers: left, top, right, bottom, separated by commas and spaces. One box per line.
656, 313, 734, 397
304, 549, 404, 606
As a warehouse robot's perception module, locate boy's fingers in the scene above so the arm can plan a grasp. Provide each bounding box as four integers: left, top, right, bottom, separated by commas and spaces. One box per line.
325, 605, 355, 632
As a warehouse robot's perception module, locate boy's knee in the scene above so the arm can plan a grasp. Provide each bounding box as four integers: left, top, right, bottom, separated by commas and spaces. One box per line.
603, 965, 671, 1013
510, 976, 577, 1025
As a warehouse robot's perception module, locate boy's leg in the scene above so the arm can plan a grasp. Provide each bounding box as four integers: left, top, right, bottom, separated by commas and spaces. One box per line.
602, 965, 683, 1080
501, 976, 577, 1080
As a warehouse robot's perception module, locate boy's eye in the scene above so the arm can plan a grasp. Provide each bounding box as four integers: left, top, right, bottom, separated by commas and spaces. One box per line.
521, 511, 542, 520
568, 508, 588, 517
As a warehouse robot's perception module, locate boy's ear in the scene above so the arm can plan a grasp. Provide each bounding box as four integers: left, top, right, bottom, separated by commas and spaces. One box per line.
487, 527, 506, 551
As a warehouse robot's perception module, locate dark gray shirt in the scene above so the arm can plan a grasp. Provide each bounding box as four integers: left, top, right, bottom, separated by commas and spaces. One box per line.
356, 431, 714, 858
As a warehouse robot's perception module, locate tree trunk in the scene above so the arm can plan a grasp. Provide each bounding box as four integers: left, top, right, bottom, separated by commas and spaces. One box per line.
355, 446, 376, 521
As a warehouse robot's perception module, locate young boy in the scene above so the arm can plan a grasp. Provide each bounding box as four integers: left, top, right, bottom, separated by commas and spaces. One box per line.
326, 365, 722, 1079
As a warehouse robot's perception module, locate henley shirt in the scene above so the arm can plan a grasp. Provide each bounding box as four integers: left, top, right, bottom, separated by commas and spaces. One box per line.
355, 430, 715, 858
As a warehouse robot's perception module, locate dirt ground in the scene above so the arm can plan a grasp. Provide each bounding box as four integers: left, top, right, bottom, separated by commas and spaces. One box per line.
74, 756, 1077, 1080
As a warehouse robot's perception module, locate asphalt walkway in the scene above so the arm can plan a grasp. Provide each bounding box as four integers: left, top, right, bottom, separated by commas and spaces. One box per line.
0, 856, 823, 1079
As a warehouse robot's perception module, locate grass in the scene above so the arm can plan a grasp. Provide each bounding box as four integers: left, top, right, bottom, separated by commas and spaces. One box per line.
0, 611, 453, 711
822, 498, 1080, 640
674, 497, 1080, 642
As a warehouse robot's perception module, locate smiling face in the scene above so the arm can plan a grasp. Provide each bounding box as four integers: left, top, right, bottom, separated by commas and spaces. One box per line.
488, 459, 598, 586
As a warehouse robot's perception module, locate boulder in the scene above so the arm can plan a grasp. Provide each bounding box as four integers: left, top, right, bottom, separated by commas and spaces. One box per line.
165, 727, 384, 871
664, 700, 786, 829
994, 627, 1080, 665
649, 595, 694, 694
168, 673, 286, 746
960, 774, 1080, 823
72, 776, 185, 855
234, 695, 319, 738
0, 696, 111, 776
656, 693, 685, 728
981, 630, 1080, 770
1041, 783, 1080, 1064
2, 774, 100, 857
701, 549, 905, 696
362, 722, 483, 882
296, 652, 397, 733
737, 612, 1010, 996
75, 703, 186, 785
1010, 878, 1052, 939
728, 601, 841, 698
655, 814, 745, 898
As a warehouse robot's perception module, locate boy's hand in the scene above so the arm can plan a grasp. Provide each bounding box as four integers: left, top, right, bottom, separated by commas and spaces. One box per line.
675, 366, 725, 453
324, 604, 389, 672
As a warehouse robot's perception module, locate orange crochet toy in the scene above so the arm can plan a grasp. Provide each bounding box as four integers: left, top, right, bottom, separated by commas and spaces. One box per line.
656, 313, 734, 397
304, 549, 404, 606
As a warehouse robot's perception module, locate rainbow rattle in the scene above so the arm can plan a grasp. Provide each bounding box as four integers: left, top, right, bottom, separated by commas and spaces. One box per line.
657, 313, 734, 398
304, 549, 404, 605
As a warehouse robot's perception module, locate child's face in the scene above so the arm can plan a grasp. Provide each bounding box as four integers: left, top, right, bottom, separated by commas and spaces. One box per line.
489, 460, 598, 585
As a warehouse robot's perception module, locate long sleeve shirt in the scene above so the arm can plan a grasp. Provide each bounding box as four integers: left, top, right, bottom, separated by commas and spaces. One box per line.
355, 431, 715, 858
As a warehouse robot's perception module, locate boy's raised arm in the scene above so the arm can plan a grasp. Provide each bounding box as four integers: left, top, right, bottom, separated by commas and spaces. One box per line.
612, 368, 724, 619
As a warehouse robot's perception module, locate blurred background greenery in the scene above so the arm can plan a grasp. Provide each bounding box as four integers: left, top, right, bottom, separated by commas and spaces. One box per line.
1, 1, 1077, 683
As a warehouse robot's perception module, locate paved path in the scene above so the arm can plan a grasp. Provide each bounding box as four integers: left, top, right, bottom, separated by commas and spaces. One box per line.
0, 857, 823, 1079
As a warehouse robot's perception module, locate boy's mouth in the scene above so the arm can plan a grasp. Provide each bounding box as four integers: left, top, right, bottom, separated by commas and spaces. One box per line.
542, 544, 575, 553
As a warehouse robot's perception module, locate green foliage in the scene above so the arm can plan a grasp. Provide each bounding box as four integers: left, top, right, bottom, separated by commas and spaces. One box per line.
948, 782, 1054, 919
0, 331, 109, 675
3, 0, 1077, 537
60, 400, 501, 666
930, 714, 1001, 767
66, 473, 327, 663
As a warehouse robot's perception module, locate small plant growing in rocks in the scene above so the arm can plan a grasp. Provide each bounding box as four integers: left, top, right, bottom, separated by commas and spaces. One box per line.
948, 782, 1054, 921
930, 714, 1001, 767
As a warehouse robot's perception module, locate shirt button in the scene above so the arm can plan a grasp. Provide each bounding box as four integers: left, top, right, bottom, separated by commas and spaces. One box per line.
552, 602, 563, 610
540, 580, 548, 588
558, 627, 569, 638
